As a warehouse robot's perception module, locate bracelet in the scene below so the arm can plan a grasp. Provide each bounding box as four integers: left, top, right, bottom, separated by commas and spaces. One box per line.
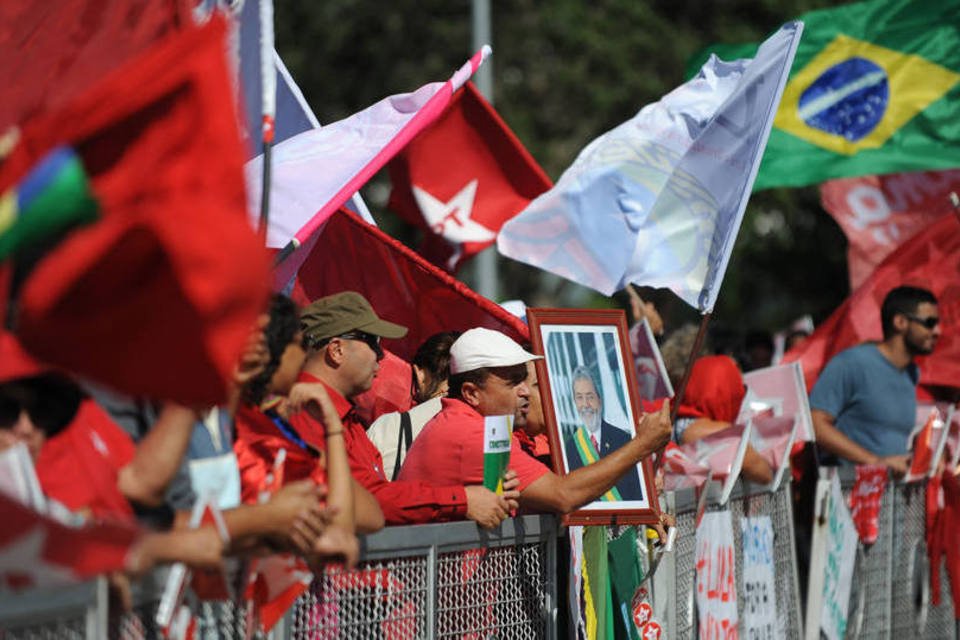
325, 430, 344, 437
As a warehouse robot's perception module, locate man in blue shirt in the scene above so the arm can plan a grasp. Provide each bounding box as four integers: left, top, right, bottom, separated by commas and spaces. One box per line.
810, 286, 940, 475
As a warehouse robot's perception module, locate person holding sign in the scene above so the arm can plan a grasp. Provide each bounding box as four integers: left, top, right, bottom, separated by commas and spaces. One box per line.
399, 328, 672, 516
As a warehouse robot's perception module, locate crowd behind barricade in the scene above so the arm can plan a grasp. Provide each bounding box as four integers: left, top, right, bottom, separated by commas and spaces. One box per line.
0, 283, 955, 637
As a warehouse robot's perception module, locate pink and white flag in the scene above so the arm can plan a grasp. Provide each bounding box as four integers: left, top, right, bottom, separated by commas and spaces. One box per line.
246, 47, 492, 275
668, 422, 753, 505
748, 415, 797, 491
742, 361, 814, 442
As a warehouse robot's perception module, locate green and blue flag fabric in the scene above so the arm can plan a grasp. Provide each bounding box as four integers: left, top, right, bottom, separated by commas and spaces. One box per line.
690, 0, 960, 189
0, 146, 97, 262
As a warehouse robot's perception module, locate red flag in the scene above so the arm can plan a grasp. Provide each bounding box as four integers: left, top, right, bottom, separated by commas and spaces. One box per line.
387, 82, 552, 271
0, 0, 187, 131
784, 215, 960, 392
847, 465, 888, 545
291, 209, 529, 363
820, 170, 960, 289
0, 17, 270, 405
0, 491, 138, 591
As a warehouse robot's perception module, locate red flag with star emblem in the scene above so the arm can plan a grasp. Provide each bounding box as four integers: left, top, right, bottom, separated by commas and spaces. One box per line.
387, 82, 552, 272
784, 214, 960, 392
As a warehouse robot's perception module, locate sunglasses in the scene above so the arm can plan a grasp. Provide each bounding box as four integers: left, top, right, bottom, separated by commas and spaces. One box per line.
905, 314, 940, 330
339, 331, 384, 359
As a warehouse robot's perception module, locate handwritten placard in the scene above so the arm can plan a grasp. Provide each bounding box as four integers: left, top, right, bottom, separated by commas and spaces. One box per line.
696, 510, 738, 639
740, 516, 778, 640
821, 473, 858, 640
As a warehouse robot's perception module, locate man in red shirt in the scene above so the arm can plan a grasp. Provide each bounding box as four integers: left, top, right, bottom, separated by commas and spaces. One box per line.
400, 328, 672, 515
293, 291, 518, 527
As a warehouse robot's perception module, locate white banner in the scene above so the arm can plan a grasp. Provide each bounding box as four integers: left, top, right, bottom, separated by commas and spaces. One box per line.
696, 510, 738, 638
740, 516, 779, 639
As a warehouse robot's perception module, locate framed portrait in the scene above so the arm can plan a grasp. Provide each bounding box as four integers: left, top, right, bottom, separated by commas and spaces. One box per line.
527, 308, 660, 525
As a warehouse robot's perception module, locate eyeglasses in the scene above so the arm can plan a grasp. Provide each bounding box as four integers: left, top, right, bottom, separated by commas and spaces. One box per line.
339, 331, 384, 360
905, 314, 940, 330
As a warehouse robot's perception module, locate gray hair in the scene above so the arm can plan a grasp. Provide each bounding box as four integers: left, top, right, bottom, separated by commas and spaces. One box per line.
570, 365, 601, 403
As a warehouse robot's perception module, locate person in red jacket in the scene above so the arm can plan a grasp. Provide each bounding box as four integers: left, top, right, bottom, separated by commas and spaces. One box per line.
294, 291, 519, 527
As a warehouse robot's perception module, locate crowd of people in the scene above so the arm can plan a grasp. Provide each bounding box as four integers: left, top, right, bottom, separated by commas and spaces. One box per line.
0, 282, 944, 618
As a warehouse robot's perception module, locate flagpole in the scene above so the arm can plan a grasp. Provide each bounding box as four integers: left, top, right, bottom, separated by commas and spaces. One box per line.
257, 0, 276, 235
670, 312, 712, 423
472, 0, 499, 302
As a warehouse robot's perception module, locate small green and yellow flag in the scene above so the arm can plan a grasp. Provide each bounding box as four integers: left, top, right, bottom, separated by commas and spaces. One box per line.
689, 0, 960, 189
482, 414, 514, 493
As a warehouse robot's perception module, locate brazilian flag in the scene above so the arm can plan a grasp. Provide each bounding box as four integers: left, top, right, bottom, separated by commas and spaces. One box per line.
689, 0, 960, 189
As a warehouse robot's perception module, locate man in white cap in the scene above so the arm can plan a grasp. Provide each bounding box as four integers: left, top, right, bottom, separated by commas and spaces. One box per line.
399, 328, 672, 514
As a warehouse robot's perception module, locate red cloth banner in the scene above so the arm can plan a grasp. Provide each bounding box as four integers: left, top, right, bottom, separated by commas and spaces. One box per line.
0, 17, 270, 405
820, 170, 960, 289
784, 215, 960, 392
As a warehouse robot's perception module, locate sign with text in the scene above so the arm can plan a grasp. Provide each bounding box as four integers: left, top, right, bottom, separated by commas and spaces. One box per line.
740, 516, 779, 639
806, 470, 858, 640
696, 510, 738, 639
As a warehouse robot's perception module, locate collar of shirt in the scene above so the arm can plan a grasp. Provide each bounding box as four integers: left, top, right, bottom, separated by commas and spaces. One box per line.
297, 371, 353, 421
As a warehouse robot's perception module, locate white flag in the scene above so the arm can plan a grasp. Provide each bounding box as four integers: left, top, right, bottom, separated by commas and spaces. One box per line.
498, 22, 802, 311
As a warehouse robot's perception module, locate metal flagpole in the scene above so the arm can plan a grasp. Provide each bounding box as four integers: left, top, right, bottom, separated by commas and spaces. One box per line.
257, 0, 276, 235
471, 0, 499, 302
670, 312, 712, 423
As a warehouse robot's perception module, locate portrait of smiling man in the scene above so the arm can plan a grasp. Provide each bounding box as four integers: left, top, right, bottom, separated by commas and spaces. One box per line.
563, 365, 644, 501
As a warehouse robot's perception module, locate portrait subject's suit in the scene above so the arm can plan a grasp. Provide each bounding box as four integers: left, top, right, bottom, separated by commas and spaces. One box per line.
564, 420, 644, 501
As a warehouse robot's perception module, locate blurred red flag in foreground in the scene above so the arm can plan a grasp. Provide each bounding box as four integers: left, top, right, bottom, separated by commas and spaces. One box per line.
0, 17, 270, 405
387, 82, 552, 272
785, 215, 960, 392
0, 0, 187, 132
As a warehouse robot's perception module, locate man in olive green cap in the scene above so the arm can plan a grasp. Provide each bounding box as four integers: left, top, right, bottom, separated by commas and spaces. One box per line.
291, 291, 520, 528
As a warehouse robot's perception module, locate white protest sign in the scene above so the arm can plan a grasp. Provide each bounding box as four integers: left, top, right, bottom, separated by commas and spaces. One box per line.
805, 470, 858, 640
696, 510, 738, 638
740, 516, 778, 639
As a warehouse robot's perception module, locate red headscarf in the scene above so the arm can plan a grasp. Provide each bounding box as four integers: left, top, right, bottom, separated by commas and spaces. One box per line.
677, 355, 745, 424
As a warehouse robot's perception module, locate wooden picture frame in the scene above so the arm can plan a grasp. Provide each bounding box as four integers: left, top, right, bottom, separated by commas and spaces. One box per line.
527, 307, 661, 526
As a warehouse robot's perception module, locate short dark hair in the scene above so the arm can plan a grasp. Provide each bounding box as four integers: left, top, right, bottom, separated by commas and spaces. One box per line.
412, 331, 461, 402
0, 373, 85, 438
448, 363, 528, 400
244, 294, 300, 405
881, 286, 938, 339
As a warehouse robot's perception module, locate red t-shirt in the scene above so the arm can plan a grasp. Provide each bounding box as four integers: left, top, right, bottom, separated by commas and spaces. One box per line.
233, 403, 326, 504
290, 372, 467, 525
36, 399, 136, 522
398, 398, 550, 491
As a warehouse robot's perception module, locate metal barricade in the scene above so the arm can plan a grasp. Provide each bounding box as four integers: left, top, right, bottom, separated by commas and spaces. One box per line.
661, 478, 804, 640
286, 514, 557, 640
835, 467, 894, 640
0, 515, 557, 640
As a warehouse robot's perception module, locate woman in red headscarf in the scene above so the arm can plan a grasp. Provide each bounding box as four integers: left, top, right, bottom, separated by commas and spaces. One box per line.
675, 355, 773, 484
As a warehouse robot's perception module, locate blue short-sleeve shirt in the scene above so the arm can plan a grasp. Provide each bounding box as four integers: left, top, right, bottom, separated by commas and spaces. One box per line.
809, 343, 918, 458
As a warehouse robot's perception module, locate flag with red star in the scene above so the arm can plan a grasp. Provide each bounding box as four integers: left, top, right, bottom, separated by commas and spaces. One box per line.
387, 82, 552, 272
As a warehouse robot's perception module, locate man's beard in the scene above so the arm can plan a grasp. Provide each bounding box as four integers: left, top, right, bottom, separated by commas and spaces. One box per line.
905, 330, 936, 356
580, 408, 600, 432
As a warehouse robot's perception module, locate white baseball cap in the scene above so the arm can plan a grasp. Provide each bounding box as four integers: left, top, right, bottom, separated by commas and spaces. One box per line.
449, 327, 542, 375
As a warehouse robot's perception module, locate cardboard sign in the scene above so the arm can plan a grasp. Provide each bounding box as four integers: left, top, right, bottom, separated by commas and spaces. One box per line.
482, 414, 513, 493
740, 516, 779, 639
695, 510, 738, 639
